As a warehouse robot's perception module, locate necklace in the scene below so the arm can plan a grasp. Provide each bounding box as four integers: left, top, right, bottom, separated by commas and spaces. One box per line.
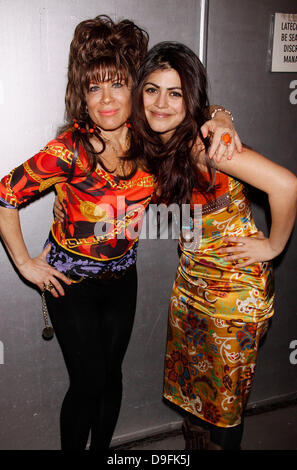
99, 129, 131, 177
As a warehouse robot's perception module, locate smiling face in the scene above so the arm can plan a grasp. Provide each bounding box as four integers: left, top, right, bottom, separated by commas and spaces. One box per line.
85, 76, 132, 131
142, 68, 186, 142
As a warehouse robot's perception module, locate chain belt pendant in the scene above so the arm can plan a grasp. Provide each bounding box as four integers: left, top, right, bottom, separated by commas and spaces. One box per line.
41, 292, 54, 340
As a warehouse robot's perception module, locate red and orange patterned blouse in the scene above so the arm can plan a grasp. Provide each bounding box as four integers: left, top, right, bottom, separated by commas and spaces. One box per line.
0, 130, 155, 278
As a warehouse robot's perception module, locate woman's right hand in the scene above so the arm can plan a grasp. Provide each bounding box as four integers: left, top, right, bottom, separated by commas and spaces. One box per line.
54, 196, 65, 223
17, 244, 71, 297
217, 231, 279, 268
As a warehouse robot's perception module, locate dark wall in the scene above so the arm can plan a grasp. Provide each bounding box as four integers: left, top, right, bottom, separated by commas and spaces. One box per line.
206, 0, 297, 405
0, 0, 296, 450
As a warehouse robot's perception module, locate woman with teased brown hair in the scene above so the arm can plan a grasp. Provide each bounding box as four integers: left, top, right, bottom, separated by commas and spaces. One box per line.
0, 16, 240, 450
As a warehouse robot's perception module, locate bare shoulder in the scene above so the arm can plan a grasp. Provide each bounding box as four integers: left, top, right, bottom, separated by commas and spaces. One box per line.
215, 145, 287, 173
215, 145, 259, 167
215, 146, 297, 193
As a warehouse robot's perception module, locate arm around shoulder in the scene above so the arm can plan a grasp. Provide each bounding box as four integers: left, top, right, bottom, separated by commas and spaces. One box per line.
215, 147, 297, 261
215, 146, 297, 199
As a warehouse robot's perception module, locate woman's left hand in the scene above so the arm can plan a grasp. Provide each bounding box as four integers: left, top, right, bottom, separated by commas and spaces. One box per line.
217, 231, 279, 268
201, 113, 242, 162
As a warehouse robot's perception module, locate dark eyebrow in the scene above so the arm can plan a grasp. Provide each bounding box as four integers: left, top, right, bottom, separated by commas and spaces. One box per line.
144, 81, 182, 91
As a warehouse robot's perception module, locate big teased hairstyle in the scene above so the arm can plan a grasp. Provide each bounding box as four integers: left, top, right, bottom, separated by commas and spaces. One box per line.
131, 41, 215, 205
59, 15, 149, 174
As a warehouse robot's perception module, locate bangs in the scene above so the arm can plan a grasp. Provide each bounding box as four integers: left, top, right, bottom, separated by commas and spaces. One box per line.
85, 58, 130, 87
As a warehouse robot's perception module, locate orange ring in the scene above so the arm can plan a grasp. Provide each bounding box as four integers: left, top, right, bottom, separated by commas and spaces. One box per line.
221, 132, 232, 146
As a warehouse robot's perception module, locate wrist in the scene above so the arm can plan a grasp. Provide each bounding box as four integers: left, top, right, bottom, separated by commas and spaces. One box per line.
211, 107, 234, 122
15, 255, 31, 270
267, 238, 283, 258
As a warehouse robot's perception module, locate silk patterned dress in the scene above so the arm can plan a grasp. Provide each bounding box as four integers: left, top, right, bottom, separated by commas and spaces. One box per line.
164, 171, 274, 427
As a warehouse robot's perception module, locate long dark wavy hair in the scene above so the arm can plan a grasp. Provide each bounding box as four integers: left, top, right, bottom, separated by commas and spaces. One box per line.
58, 15, 149, 175
131, 41, 215, 205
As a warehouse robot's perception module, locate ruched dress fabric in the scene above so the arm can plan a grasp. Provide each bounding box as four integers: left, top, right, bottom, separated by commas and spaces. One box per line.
164, 172, 274, 428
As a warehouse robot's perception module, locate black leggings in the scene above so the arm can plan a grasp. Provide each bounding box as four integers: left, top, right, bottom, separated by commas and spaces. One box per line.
45, 267, 137, 451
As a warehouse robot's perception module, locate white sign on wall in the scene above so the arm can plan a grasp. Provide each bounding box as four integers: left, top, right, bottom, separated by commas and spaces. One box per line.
271, 13, 297, 72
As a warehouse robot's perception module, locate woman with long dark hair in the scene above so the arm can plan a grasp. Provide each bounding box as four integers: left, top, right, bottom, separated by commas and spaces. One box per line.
0, 17, 239, 451
132, 41, 213, 206
131, 41, 297, 450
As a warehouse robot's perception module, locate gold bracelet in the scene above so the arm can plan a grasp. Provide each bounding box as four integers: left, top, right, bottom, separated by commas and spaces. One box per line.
211, 107, 234, 122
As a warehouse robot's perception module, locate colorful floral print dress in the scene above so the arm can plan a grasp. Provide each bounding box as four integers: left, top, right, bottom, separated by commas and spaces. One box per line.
164, 171, 274, 427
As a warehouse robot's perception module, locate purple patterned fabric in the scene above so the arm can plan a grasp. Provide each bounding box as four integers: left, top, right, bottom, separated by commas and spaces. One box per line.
0, 196, 138, 278
0, 196, 17, 209
45, 235, 137, 278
